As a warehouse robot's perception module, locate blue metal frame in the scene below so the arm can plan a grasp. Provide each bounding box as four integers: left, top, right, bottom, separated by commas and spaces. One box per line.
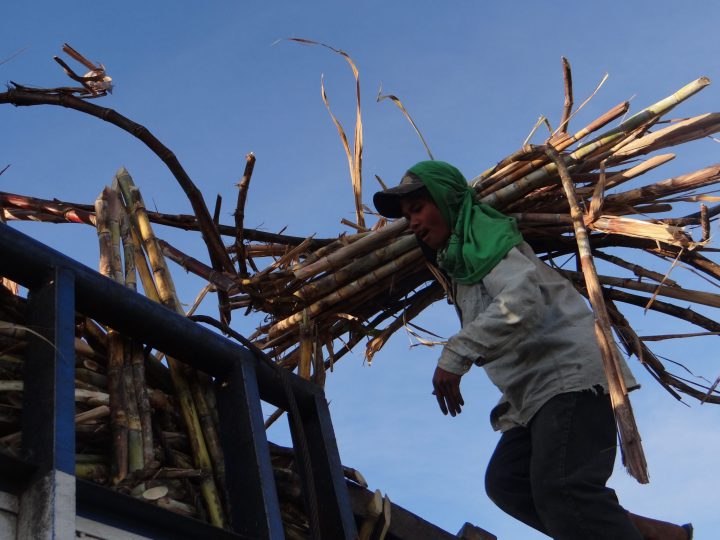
0, 223, 358, 539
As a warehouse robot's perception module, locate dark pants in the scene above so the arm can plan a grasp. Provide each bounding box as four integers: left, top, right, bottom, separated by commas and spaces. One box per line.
484, 389, 643, 540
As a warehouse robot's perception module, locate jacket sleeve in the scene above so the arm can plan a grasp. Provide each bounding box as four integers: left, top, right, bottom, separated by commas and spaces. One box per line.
437, 245, 543, 375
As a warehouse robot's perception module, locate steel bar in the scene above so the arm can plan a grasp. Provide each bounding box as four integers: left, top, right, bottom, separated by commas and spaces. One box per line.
215, 360, 284, 538
0, 223, 320, 410
18, 267, 76, 539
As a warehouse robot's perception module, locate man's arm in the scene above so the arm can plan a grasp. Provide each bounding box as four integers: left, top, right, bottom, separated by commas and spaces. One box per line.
438, 245, 543, 373
432, 246, 543, 415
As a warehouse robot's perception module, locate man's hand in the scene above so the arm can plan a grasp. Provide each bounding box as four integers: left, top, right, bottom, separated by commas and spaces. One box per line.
432, 366, 464, 416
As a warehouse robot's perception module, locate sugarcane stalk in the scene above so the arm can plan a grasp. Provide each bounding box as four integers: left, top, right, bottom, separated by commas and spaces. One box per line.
295, 235, 418, 302
130, 226, 161, 303
603, 291, 719, 404
562, 270, 720, 308
120, 205, 137, 291
76, 463, 110, 483
120, 345, 143, 474
156, 496, 198, 517
545, 144, 648, 483
95, 198, 113, 278
116, 172, 226, 527
585, 77, 710, 148
558, 56, 573, 135
293, 218, 407, 281
128, 190, 179, 310
235, 152, 256, 277
0, 405, 111, 448
365, 282, 445, 364
312, 335, 326, 387
158, 239, 238, 293
0, 382, 109, 407
188, 374, 227, 509
0, 191, 97, 225
511, 213, 573, 224
592, 250, 678, 286
475, 101, 630, 195
277, 273, 438, 371
298, 312, 313, 380
105, 187, 146, 476
0, 190, 336, 247
589, 216, 692, 247
269, 248, 423, 338
244, 243, 299, 257
291, 232, 365, 270
106, 188, 124, 284
701, 204, 710, 241
606, 164, 720, 206
603, 299, 682, 400
252, 236, 316, 282
611, 112, 720, 162
484, 79, 711, 211
96, 189, 129, 484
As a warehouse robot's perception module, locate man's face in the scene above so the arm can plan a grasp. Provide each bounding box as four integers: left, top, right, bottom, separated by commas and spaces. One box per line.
400, 195, 451, 250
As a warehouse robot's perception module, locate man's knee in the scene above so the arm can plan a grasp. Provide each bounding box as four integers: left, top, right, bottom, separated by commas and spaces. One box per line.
531, 475, 567, 520
484, 461, 519, 512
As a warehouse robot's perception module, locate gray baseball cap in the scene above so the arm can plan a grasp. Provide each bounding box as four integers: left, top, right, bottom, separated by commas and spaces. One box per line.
372, 172, 426, 218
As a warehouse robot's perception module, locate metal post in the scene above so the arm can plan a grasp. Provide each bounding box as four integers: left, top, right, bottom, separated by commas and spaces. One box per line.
294, 394, 358, 539
215, 359, 284, 539
18, 267, 77, 540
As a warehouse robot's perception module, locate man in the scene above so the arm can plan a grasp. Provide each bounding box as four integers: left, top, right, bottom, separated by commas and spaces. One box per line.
373, 160, 692, 540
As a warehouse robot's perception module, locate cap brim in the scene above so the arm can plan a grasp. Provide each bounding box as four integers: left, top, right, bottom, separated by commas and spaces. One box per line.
373, 182, 425, 218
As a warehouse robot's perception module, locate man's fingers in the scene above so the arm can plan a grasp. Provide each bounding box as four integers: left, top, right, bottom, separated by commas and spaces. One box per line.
447, 394, 460, 416
435, 393, 448, 415
440, 381, 463, 416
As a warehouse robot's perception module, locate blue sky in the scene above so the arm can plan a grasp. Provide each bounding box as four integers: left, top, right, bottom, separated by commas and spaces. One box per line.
3, 2, 719, 538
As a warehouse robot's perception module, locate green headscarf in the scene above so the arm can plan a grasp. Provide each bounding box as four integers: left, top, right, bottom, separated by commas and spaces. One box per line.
408, 160, 523, 284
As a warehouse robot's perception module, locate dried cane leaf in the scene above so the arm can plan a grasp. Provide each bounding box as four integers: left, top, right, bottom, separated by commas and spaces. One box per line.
289, 38, 365, 228
376, 84, 434, 160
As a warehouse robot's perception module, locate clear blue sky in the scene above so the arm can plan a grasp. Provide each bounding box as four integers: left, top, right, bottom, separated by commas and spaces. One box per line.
3, 2, 719, 538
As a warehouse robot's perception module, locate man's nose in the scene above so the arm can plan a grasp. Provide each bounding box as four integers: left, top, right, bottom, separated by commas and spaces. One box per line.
409, 216, 421, 232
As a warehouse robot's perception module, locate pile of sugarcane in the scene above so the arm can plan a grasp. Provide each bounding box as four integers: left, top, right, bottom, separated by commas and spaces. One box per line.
1, 48, 720, 529
0, 175, 368, 536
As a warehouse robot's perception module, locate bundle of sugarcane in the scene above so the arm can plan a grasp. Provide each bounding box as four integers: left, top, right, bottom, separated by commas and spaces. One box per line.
1, 75, 718, 404
2, 49, 719, 485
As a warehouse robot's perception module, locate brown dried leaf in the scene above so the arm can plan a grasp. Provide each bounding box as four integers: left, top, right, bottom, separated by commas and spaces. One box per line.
376, 85, 434, 160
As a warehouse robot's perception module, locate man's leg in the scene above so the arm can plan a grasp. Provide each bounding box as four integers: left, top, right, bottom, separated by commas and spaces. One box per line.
529, 389, 642, 540
484, 426, 548, 535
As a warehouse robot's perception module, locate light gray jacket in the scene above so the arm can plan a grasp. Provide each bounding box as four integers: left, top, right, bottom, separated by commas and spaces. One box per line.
437, 241, 638, 431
